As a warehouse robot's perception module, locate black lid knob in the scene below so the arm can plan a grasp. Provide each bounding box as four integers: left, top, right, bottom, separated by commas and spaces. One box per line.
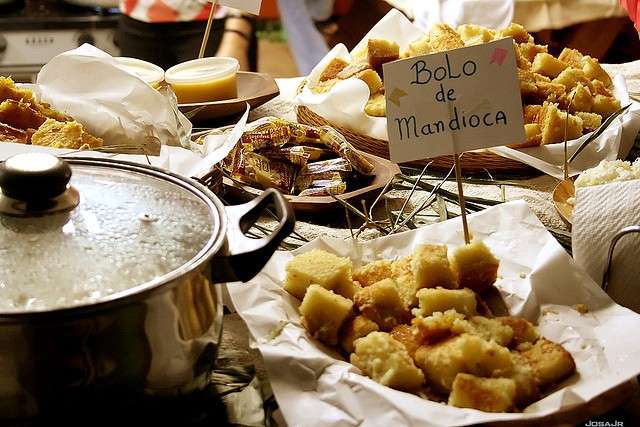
0, 153, 72, 202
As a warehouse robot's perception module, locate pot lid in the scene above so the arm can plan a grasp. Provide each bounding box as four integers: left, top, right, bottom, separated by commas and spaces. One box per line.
0, 153, 221, 313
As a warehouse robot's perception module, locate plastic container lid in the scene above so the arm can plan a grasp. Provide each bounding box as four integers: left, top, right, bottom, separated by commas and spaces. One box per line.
114, 57, 165, 86
165, 57, 239, 84
0, 155, 220, 313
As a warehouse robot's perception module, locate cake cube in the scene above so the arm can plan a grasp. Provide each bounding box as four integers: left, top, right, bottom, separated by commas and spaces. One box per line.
591, 79, 613, 97
284, 249, 353, 300
558, 47, 584, 68
523, 105, 542, 124
450, 240, 500, 293
575, 111, 602, 131
462, 316, 514, 347
353, 259, 393, 287
582, 56, 612, 87
592, 95, 621, 119
340, 314, 379, 353
367, 38, 400, 73
539, 102, 584, 145
448, 373, 516, 412
510, 352, 541, 406
411, 244, 458, 290
456, 24, 495, 46
498, 316, 539, 346
393, 273, 420, 308
336, 62, 372, 80
364, 93, 386, 117
414, 333, 514, 392
499, 23, 533, 43
353, 278, 408, 331
513, 40, 532, 70
355, 69, 384, 95
406, 34, 431, 58
319, 58, 349, 82
531, 53, 569, 78
523, 123, 542, 146
428, 23, 465, 52
414, 309, 467, 343
568, 83, 594, 113
350, 332, 424, 391
389, 324, 422, 358
413, 287, 477, 318
519, 42, 548, 63
300, 284, 353, 346
552, 68, 590, 91
517, 338, 576, 388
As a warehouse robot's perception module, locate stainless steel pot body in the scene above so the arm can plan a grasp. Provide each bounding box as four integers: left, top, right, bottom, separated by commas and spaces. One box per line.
0, 158, 295, 422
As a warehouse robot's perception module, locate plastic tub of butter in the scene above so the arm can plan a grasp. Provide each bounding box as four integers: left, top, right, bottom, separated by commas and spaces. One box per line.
165, 57, 239, 104
113, 57, 165, 89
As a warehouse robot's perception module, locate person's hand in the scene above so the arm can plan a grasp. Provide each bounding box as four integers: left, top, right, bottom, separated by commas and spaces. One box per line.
620, 0, 639, 30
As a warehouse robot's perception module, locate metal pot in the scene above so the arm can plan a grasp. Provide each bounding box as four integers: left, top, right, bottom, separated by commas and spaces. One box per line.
0, 153, 295, 422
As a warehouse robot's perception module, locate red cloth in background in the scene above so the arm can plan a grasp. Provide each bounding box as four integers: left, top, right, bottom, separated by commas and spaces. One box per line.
620, 0, 640, 29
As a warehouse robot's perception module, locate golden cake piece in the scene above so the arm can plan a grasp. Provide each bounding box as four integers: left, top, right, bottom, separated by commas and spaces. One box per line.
367, 38, 400, 73
364, 93, 386, 117
428, 23, 465, 53
31, 119, 103, 150
319, 58, 350, 82
582, 56, 612, 88
352, 259, 393, 287
498, 316, 539, 346
340, 314, 379, 354
511, 123, 542, 148
456, 24, 495, 46
460, 316, 514, 347
411, 244, 458, 291
355, 69, 384, 95
406, 34, 431, 58
353, 278, 409, 331
575, 111, 602, 131
591, 79, 613, 97
284, 249, 355, 300
517, 338, 576, 388
535, 81, 568, 104
393, 273, 421, 309
510, 352, 541, 406
448, 373, 516, 412
413, 287, 477, 318
513, 40, 532, 70
0, 77, 71, 122
0, 122, 30, 144
414, 333, 514, 392
0, 99, 46, 130
300, 284, 353, 346
523, 105, 542, 124
592, 95, 621, 119
389, 324, 422, 358
531, 53, 569, 79
336, 62, 372, 80
538, 102, 584, 145
553, 68, 593, 92
450, 240, 500, 293
499, 23, 533, 43
558, 47, 584, 68
414, 309, 466, 343
568, 83, 594, 113
519, 42, 548, 63
350, 331, 424, 391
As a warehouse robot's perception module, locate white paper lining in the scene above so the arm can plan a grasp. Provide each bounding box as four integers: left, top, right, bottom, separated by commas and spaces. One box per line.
296, 9, 640, 178
228, 200, 640, 426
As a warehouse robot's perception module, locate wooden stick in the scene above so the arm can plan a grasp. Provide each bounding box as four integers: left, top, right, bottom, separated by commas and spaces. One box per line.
453, 153, 471, 244
198, 0, 217, 59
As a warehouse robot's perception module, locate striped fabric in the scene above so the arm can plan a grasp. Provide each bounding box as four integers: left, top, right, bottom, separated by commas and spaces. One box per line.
120, 0, 227, 23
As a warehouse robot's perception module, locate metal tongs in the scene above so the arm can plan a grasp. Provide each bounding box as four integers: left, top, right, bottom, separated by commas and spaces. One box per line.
602, 225, 640, 292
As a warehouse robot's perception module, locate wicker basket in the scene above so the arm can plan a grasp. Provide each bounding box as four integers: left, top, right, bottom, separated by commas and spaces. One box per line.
296, 83, 537, 174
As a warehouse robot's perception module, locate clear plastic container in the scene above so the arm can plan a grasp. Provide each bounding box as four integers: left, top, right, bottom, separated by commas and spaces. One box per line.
114, 57, 165, 89
165, 57, 239, 104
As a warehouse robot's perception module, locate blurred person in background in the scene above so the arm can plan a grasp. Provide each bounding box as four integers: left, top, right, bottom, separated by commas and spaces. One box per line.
117, 0, 256, 70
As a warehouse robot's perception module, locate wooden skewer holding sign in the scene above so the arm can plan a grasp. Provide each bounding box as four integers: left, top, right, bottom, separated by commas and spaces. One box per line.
453, 153, 471, 244
198, 0, 218, 59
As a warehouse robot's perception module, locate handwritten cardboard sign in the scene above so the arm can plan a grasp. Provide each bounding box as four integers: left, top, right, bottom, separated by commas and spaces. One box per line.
384, 37, 525, 163
217, 0, 262, 15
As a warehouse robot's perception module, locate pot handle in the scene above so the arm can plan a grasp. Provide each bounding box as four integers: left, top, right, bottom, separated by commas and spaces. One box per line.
210, 188, 295, 283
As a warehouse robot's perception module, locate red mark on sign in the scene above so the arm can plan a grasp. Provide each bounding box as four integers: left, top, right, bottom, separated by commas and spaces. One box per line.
489, 48, 508, 66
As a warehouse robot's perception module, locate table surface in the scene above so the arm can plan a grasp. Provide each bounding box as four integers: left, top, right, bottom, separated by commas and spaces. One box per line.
217, 62, 640, 426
